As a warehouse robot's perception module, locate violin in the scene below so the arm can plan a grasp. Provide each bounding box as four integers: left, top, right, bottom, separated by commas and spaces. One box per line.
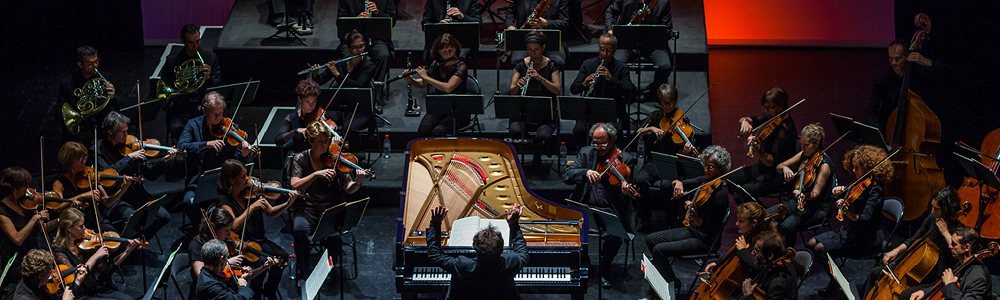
693, 205, 787, 300
199, 209, 252, 283
211, 118, 260, 155
742, 99, 806, 158
836, 177, 874, 222
794, 152, 823, 211
594, 148, 640, 196
74, 166, 141, 190
679, 166, 745, 227
302, 107, 337, 129
220, 266, 246, 282
119, 135, 182, 157
44, 264, 79, 295
78, 229, 148, 252
241, 177, 307, 201
321, 143, 376, 180
660, 109, 699, 156
921, 242, 999, 300
19, 188, 80, 210
226, 231, 278, 264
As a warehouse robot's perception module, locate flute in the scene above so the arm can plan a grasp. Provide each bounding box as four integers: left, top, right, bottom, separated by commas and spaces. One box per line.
297, 52, 369, 75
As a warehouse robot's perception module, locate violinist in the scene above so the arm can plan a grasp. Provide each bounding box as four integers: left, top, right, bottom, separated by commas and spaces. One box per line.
865, 40, 950, 133
903, 226, 993, 300
509, 31, 561, 171
95, 111, 175, 238
13, 249, 81, 300
562, 123, 634, 288
402, 33, 470, 137
52, 142, 127, 233
289, 121, 368, 287
52, 208, 140, 300
737, 231, 798, 300
308, 30, 380, 115
194, 239, 253, 300
165, 24, 221, 140
216, 159, 291, 299
644, 145, 731, 292
189, 208, 245, 279
808, 144, 893, 296
504, 0, 569, 66
632, 84, 694, 230
733, 87, 798, 204
604, 0, 672, 101
702, 202, 776, 273
771, 123, 833, 246
273, 79, 345, 156
0, 167, 58, 287
57, 45, 121, 145
860, 187, 967, 299
570, 33, 635, 142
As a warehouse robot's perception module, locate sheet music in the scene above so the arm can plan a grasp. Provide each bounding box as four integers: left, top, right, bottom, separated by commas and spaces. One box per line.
303, 249, 334, 300
447, 216, 510, 247
642, 254, 673, 300
827, 253, 856, 300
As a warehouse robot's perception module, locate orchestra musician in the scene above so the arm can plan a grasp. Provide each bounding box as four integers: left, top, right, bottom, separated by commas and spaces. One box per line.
12, 249, 80, 300
865, 39, 951, 133
273, 80, 345, 157
733, 87, 798, 204
422, 0, 482, 24
562, 123, 634, 288
644, 145, 731, 292
808, 144, 893, 296
58, 46, 120, 145
52, 142, 129, 233
309, 30, 380, 120
94, 111, 175, 239
859, 187, 967, 299
337, 0, 395, 103
770, 123, 833, 246
605, 0, 672, 100
631, 84, 694, 230
504, 0, 569, 66
509, 31, 561, 171
738, 231, 798, 300
195, 239, 254, 300
426, 204, 529, 298
402, 33, 470, 137
703, 202, 777, 275
188, 208, 248, 291
164, 24, 221, 141
52, 208, 141, 300
570, 32, 635, 143
902, 226, 994, 300
0, 167, 59, 288
216, 159, 290, 299
288, 121, 368, 287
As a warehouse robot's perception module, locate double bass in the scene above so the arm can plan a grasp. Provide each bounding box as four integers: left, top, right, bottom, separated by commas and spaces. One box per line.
884, 13, 946, 221
691, 205, 787, 300
956, 128, 1000, 239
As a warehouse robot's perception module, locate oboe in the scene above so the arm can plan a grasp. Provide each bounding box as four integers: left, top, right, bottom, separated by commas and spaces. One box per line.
520, 60, 534, 96
586, 59, 604, 97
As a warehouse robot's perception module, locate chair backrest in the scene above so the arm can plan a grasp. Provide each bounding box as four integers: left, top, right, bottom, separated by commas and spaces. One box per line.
466, 74, 481, 95
172, 252, 191, 277
709, 205, 732, 252
880, 197, 904, 250
792, 249, 813, 285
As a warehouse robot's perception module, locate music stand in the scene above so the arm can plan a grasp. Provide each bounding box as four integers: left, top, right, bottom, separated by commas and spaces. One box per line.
0, 253, 16, 291
122, 195, 167, 239
310, 197, 370, 300
337, 17, 394, 41
319, 88, 374, 114
676, 154, 705, 179
142, 245, 181, 300
830, 113, 888, 150
558, 96, 617, 144
208, 81, 260, 106
194, 163, 254, 207
613, 24, 672, 98
566, 199, 631, 300
426, 94, 484, 136
494, 95, 556, 162
649, 152, 681, 181
955, 153, 1000, 190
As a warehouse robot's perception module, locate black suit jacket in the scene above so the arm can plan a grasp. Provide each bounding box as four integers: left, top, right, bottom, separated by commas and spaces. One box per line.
338, 0, 397, 50
605, 0, 671, 32
423, 0, 483, 25
504, 0, 569, 31
195, 269, 254, 300
427, 221, 530, 299
177, 115, 251, 187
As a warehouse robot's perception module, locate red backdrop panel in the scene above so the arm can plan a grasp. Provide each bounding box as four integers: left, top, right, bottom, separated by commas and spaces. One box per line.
704, 0, 894, 47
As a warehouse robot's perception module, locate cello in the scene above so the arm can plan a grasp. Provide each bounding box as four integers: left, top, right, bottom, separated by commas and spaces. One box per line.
955, 128, 1000, 239
690, 205, 787, 300
884, 13, 946, 221
921, 242, 999, 300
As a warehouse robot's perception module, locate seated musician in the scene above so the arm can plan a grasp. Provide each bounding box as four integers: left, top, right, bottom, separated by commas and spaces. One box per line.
216, 159, 291, 299
422, 0, 482, 24
273, 80, 346, 157
52, 142, 129, 233
807, 144, 893, 296
865, 40, 951, 133
58, 45, 120, 144
504, 0, 569, 66
644, 145, 730, 292
702, 202, 776, 276
738, 231, 798, 300
509, 31, 561, 171
903, 226, 993, 300
562, 123, 634, 288
177, 92, 253, 229
188, 208, 247, 280
53, 208, 141, 300
402, 33, 470, 137
337, 0, 395, 97
605, 0, 672, 101
13, 249, 81, 300
860, 187, 967, 299
0, 167, 59, 289
632, 84, 693, 230
570, 32, 635, 143
426, 204, 529, 298
288, 121, 368, 287
94, 111, 175, 239
733, 87, 798, 204
308, 31, 378, 124
165, 24, 221, 141
770, 123, 833, 246
195, 239, 254, 300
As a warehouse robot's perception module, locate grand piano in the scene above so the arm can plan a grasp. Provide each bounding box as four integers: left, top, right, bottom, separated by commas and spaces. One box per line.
394, 138, 589, 298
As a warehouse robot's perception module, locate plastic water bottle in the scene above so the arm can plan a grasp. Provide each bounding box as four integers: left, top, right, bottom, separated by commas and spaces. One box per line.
383, 135, 391, 159
558, 142, 568, 167
636, 136, 646, 159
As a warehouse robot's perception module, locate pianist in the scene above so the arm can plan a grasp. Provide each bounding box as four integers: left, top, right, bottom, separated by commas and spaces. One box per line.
426, 204, 530, 299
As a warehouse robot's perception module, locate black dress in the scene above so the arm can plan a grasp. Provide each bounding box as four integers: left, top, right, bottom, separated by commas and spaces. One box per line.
0, 201, 39, 286
289, 150, 346, 279
418, 60, 470, 137
217, 194, 288, 299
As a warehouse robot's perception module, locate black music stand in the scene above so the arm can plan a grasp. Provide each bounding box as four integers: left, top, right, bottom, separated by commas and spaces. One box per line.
613, 24, 674, 100
337, 17, 394, 42
494, 95, 556, 162
558, 96, 618, 144
955, 153, 1000, 190
208, 81, 260, 107
424, 22, 480, 76
122, 195, 166, 239
263, 7, 307, 46
565, 199, 632, 300
830, 113, 888, 150
310, 197, 370, 300
426, 94, 485, 136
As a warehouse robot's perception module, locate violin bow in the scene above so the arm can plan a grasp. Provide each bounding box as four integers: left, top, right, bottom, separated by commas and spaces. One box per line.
199, 208, 244, 279
624, 83, 714, 152
91, 129, 107, 251
737, 98, 806, 138
40, 137, 45, 201
220, 78, 253, 148
135, 80, 146, 181
681, 165, 747, 197
844, 149, 900, 191
794, 131, 850, 177
38, 216, 68, 292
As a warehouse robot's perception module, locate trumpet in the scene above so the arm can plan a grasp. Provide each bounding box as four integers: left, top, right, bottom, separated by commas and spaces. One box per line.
297, 52, 369, 75
62, 69, 112, 135
586, 59, 604, 97
520, 60, 534, 96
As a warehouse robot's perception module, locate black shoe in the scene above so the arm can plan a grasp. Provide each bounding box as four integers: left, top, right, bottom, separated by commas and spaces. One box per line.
374, 103, 383, 114
601, 277, 612, 288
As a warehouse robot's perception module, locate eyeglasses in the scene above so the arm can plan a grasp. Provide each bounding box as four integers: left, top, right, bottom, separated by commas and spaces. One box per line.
598, 46, 616, 52
591, 141, 609, 147
77, 156, 89, 163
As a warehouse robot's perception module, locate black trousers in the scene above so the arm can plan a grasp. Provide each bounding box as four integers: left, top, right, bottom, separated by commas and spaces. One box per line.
767, 198, 828, 247
247, 239, 289, 299
419, 113, 470, 137
292, 214, 342, 279
615, 48, 671, 97
646, 226, 710, 283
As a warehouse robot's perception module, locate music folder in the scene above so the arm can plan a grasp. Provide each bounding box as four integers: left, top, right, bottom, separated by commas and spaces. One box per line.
208, 80, 260, 106
557, 96, 617, 122
830, 113, 888, 150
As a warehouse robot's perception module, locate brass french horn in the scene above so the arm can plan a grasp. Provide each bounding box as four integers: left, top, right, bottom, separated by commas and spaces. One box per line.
157, 52, 207, 111
62, 72, 111, 135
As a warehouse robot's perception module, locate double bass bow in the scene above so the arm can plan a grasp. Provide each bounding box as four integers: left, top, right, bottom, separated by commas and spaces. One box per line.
692, 205, 787, 300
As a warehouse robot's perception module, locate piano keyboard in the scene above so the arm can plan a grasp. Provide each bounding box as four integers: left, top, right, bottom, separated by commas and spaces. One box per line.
412, 267, 573, 283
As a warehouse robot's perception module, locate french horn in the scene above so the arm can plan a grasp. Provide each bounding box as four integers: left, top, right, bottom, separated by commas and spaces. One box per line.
62, 73, 111, 135
157, 51, 207, 111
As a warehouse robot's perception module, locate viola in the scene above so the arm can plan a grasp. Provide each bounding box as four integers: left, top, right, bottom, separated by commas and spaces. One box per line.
956, 129, 1000, 239
44, 264, 78, 296
321, 143, 376, 180
19, 188, 80, 210
211, 118, 260, 155
921, 242, 999, 300
836, 149, 899, 221
794, 152, 823, 211
242, 177, 307, 201
679, 166, 746, 227
78, 229, 148, 252
594, 148, 640, 196
660, 109, 699, 156
119, 135, 182, 157
226, 231, 278, 264
693, 205, 787, 300
743, 99, 806, 158
302, 107, 337, 129
75, 166, 141, 190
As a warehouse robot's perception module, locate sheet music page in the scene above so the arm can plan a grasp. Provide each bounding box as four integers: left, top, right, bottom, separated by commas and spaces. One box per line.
303, 249, 333, 300
448, 216, 510, 247
642, 254, 673, 300
827, 253, 856, 300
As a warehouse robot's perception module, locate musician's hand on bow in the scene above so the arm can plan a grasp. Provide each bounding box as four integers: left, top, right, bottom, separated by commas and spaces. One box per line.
249, 198, 268, 214
781, 166, 794, 182
164, 148, 180, 162
62, 288, 75, 300
671, 180, 684, 199
682, 143, 694, 155
583, 73, 597, 87
313, 169, 337, 181
738, 118, 753, 136
447, 7, 464, 20
741, 279, 758, 297
127, 149, 147, 161
734, 235, 749, 250
597, 66, 611, 80
907, 52, 932, 67
909, 290, 926, 300
702, 262, 717, 274
882, 248, 900, 265
105, 82, 115, 98
35, 210, 50, 222
942, 268, 957, 285
832, 186, 846, 197
229, 255, 244, 268
650, 127, 666, 140
430, 205, 449, 224
506, 203, 522, 226
585, 170, 601, 184
208, 140, 225, 152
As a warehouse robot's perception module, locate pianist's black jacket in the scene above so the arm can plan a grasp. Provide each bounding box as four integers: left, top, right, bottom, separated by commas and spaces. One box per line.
427, 220, 530, 299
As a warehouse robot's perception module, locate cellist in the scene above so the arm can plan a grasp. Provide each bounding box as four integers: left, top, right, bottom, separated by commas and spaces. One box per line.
904, 226, 994, 300
702, 202, 776, 275
771, 123, 834, 246
734, 87, 798, 204
808, 144, 894, 296
860, 187, 967, 298
737, 231, 798, 300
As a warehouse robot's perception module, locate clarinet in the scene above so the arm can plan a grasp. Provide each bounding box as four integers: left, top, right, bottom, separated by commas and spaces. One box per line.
364, 0, 373, 15
405, 53, 419, 114
586, 59, 604, 97
520, 60, 534, 96
445, 0, 453, 22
